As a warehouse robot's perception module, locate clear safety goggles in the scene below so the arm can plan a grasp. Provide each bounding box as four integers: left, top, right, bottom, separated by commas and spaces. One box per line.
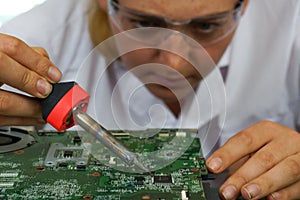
108, 0, 245, 47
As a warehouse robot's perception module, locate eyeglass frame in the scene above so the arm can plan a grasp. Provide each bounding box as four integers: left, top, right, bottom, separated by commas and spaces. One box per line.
107, 0, 245, 47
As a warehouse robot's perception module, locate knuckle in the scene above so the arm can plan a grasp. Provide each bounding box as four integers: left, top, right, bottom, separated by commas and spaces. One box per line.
21, 71, 34, 87
232, 173, 249, 185
234, 130, 254, 147
35, 57, 51, 73
256, 120, 278, 131
258, 120, 276, 127
285, 158, 300, 176
34, 47, 49, 57
3, 37, 22, 56
257, 151, 277, 169
0, 93, 10, 112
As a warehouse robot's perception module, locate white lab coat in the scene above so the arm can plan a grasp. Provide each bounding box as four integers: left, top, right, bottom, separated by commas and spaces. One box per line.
1, 0, 300, 156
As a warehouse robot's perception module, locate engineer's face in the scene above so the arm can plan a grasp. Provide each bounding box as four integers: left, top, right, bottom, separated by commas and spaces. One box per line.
99, 0, 247, 103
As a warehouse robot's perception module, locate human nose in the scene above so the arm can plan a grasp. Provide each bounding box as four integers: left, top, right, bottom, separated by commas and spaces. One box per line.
157, 33, 192, 71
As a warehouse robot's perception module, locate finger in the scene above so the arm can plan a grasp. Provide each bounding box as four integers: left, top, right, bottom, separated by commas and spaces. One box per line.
267, 180, 300, 200
0, 115, 45, 126
206, 121, 289, 173
0, 89, 42, 117
240, 152, 300, 200
0, 34, 61, 83
0, 52, 52, 97
32, 47, 50, 58
220, 135, 300, 199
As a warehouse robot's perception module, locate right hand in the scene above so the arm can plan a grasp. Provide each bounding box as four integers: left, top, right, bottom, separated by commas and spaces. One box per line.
0, 33, 62, 126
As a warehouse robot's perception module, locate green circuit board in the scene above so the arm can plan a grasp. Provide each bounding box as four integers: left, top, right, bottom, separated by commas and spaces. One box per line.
0, 129, 209, 200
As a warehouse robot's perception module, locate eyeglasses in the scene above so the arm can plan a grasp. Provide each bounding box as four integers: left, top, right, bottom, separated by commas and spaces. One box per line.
108, 0, 244, 47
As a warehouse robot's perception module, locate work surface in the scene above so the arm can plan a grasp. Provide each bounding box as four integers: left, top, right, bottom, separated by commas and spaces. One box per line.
0, 128, 221, 200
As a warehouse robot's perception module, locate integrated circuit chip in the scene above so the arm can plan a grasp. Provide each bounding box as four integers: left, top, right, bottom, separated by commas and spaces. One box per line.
135, 177, 145, 186
153, 175, 173, 184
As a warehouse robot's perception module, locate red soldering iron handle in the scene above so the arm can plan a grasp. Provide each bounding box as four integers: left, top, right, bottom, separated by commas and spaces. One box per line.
40, 81, 90, 131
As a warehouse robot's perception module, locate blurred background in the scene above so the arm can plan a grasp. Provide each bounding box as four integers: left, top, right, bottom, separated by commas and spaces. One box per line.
0, 0, 46, 27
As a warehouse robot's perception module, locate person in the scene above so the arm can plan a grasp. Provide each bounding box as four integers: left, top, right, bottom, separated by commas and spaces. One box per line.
0, 0, 299, 199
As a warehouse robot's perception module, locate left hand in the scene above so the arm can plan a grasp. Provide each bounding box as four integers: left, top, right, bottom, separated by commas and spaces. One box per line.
206, 120, 300, 200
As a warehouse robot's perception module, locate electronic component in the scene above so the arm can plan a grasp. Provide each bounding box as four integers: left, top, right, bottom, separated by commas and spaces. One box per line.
135, 176, 145, 186
44, 142, 91, 169
181, 190, 189, 200
0, 129, 209, 199
73, 135, 82, 144
153, 175, 173, 184
0, 128, 35, 153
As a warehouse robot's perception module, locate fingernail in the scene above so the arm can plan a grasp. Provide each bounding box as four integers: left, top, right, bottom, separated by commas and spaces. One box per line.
243, 184, 260, 199
222, 185, 237, 200
207, 157, 222, 171
37, 79, 52, 96
48, 66, 61, 82
270, 192, 281, 200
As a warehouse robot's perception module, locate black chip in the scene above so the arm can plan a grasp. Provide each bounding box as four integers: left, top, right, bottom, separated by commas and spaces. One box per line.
135, 176, 145, 185
64, 150, 73, 157
73, 136, 82, 143
76, 164, 86, 170
58, 162, 68, 167
153, 175, 173, 184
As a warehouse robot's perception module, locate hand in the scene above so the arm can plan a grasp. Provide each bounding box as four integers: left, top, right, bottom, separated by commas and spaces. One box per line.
0, 33, 62, 126
206, 120, 300, 200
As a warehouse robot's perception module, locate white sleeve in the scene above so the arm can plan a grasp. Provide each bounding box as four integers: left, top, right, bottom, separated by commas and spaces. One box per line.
287, 11, 300, 131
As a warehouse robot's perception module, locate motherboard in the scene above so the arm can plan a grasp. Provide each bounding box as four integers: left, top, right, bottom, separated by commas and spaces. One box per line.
0, 128, 210, 200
